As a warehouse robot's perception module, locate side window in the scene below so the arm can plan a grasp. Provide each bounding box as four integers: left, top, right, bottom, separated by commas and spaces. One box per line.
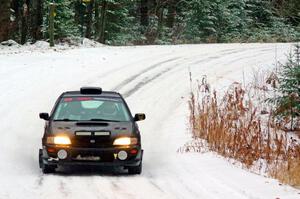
54, 103, 67, 120
116, 103, 130, 121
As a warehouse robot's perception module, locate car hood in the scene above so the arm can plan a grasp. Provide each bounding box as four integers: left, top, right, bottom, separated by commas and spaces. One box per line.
48, 121, 134, 139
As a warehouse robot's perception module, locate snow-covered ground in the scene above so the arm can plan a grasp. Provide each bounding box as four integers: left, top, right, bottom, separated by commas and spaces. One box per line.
0, 43, 299, 199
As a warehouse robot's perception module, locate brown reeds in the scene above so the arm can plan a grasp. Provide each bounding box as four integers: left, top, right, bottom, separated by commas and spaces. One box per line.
186, 75, 300, 187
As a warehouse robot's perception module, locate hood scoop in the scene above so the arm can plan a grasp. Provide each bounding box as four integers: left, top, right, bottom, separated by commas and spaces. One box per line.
76, 122, 109, 126
115, 127, 127, 130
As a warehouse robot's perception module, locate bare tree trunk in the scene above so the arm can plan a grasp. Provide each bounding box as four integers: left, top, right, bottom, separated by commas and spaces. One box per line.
33, 0, 43, 41
86, 0, 94, 38
157, 6, 164, 38
99, 0, 107, 43
140, 0, 149, 26
10, 0, 20, 40
166, 0, 176, 28
0, 0, 11, 42
95, 0, 100, 40
21, 1, 29, 44
49, 3, 55, 47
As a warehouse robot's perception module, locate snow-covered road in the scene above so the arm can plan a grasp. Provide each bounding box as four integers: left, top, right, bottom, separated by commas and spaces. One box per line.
0, 43, 299, 199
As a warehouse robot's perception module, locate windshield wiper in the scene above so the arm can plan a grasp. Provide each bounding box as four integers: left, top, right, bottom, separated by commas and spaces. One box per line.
54, 119, 78, 121
54, 118, 121, 122
89, 119, 121, 122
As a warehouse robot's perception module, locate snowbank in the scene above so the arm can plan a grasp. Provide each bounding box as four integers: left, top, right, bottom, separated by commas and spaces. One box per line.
0, 38, 105, 55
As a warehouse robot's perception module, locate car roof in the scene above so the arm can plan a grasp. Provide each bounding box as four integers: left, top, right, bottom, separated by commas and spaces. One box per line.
61, 91, 122, 98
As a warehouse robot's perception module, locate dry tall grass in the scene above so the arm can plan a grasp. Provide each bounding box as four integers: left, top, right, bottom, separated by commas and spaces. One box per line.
187, 75, 300, 187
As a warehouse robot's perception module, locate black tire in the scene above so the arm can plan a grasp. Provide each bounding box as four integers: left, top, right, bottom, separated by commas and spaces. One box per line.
39, 149, 43, 168
39, 149, 56, 174
42, 164, 56, 174
128, 162, 142, 175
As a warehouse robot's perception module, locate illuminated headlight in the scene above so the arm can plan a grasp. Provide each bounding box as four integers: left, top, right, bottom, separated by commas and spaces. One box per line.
113, 137, 138, 146
47, 136, 71, 145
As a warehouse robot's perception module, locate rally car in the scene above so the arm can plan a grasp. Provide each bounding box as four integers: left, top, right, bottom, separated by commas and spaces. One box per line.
39, 87, 145, 174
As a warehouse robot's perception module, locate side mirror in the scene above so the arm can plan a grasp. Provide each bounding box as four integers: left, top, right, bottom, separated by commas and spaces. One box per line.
134, 113, 146, 121
39, 113, 49, 120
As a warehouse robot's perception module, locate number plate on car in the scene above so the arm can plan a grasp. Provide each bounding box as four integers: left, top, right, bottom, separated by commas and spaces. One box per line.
75, 155, 100, 161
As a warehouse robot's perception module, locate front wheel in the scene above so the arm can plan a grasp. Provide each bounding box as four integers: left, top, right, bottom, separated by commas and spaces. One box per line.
128, 162, 142, 175
39, 149, 56, 174
42, 164, 56, 174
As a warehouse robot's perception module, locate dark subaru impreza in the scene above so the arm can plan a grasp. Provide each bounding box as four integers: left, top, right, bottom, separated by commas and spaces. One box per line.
39, 87, 145, 174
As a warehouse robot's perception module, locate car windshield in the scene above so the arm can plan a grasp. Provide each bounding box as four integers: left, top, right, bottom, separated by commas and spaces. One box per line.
53, 97, 131, 122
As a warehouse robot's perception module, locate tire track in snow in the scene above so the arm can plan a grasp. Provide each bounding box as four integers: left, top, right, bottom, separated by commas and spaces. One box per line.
109, 179, 136, 199
190, 47, 274, 65
122, 47, 273, 98
85, 47, 254, 97
91, 46, 274, 96
120, 50, 240, 97
59, 180, 70, 198
112, 49, 236, 94
111, 48, 242, 93
86, 177, 110, 199
123, 67, 174, 97
90, 51, 174, 82
143, 173, 166, 194
112, 57, 181, 91
35, 173, 44, 187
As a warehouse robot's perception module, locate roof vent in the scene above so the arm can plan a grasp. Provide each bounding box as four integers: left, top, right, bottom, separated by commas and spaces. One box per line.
80, 87, 102, 95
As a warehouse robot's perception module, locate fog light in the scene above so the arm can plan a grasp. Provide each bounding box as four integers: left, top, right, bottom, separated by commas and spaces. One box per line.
118, 150, 128, 160
57, 149, 68, 159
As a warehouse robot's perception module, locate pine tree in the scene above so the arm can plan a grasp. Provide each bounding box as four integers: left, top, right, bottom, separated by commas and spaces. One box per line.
43, 0, 79, 40
184, 0, 217, 42
246, 0, 273, 28
102, 0, 137, 44
272, 0, 300, 26
273, 44, 300, 130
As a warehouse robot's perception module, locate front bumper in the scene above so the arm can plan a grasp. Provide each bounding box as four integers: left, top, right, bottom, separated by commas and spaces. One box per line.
41, 145, 143, 167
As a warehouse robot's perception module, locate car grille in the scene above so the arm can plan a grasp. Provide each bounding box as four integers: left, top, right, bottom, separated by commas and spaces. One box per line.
72, 135, 113, 148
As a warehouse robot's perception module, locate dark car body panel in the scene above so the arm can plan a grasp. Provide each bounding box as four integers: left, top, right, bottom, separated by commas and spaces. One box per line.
42, 147, 143, 167
39, 89, 143, 171
43, 121, 139, 146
